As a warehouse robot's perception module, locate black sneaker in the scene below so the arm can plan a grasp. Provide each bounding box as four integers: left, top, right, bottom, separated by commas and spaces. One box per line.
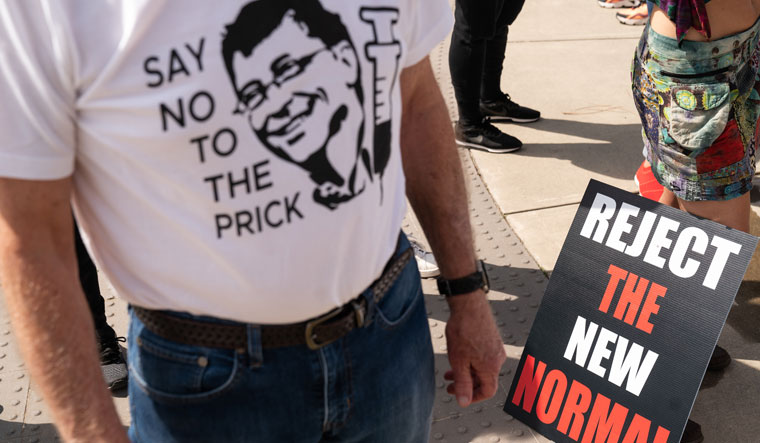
455, 119, 522, 153
100, 336, 128, 391
681, 419, 704, 443
480, 93, 541, 123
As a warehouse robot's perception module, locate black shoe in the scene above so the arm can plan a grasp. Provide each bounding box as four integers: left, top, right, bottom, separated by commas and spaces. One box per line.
681, 419, 704, 443
100, 336, 128, 391
455, 119, 522, 153
480, 93, 541, 123
708, 345, 731, 371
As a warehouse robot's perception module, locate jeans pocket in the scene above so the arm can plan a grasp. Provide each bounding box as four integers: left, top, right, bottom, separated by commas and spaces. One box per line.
373, 259, 422, 330
130, 328, 242, 405
666, 82, 731, 150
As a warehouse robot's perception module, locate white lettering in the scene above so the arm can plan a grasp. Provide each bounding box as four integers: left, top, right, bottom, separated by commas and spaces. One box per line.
563, 316, 599, 367
580, 192, 743, 290
587, 328, 618, 378
703, 236, 742, 289
669, 227, 708, 278
608, 336, 659, 396
643, 216, 679, 269
606, 202, 640, 253
624, 211, 657, 257
580, 193, 617, 243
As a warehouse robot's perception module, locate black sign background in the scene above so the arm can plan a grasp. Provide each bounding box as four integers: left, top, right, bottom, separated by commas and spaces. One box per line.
504, 180, 757, 442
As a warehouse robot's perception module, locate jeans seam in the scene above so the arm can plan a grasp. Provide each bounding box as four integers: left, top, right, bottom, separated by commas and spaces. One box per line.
138, 336, 212, 391
373, 282, 423, 330
138, 333, 207, 365
342, 344, 355, 428
128, 394, 141, 443
319, 348, 330, 432
324, 343, 355, 434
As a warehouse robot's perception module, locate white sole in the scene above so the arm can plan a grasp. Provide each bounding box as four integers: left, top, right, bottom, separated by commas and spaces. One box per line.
634, 174, 642, 196
598, 0, 639, 8
419, 269, 440, 278
456, 139, 522, 153
616, 15, 648, 25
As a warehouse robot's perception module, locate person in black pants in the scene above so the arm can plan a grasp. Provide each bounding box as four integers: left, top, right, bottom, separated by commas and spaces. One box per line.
74, 220, 127, 391
449, 0, 540, 154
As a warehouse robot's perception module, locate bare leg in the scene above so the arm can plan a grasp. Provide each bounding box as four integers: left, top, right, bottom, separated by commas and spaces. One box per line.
658, 187, 679, 209
676, 193, 751, 233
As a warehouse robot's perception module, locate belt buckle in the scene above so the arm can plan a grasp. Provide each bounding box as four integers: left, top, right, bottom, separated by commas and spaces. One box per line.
305, 300, 366, 350
351, 300, 366, 328
305, 307, 342, 350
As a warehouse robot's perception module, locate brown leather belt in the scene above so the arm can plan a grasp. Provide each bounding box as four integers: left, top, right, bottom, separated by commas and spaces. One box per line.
133, 246, 413, 351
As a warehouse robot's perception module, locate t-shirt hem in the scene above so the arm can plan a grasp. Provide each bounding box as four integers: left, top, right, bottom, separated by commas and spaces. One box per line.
403, 7, 454, 68
0, 153, 74, 180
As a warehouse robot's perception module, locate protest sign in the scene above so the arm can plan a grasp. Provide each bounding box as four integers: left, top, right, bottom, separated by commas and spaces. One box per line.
504, 180, 757, 442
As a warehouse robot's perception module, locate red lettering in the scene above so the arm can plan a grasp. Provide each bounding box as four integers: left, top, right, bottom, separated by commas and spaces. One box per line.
653, 426, 670, 443
512, 354, 546, 413
557, 380, 592, 441
511, 358, 668, 443
613, 272, 649, 325
635, 282, 666, 334
622, 413, 652, 443
581, 393, 628, 443
599, 264, 628, 313
536, 370, 568, 424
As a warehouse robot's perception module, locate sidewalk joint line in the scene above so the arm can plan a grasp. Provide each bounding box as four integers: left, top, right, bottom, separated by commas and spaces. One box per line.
510, 37, 640, 44
503, 201, 582, 216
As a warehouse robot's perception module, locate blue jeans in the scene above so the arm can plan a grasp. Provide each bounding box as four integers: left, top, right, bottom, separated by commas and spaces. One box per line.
127, 236, 435, 442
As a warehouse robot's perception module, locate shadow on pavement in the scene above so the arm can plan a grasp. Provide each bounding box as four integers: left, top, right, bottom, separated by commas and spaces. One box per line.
504, 118, 643, 180
424, 263, 544, 350
0, 418, 59, 441
725, 208, 760, 344
728, 280, 760, 344
112, 386, 129, 399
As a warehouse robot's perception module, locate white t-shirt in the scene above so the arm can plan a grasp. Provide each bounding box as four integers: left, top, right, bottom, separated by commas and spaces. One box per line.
0, 0, 452, 323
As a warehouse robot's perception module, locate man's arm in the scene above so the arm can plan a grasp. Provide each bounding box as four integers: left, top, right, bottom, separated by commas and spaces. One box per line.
399, 58, 507, 408
0, 177, 127, 442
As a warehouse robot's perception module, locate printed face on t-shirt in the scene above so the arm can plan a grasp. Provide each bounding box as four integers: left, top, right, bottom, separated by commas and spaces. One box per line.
224, 3, 371, 210
231, 11, 361, 165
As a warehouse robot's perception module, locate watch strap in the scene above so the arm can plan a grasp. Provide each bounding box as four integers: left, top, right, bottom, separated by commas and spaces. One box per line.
436, 260, 489, 296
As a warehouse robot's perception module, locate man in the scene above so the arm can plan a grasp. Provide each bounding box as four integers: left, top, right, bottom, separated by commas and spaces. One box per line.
0, 1, 505, 442
449, 0, 541, 153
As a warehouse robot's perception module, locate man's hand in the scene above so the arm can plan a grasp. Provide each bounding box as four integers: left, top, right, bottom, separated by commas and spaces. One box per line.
444, 291, 507, 407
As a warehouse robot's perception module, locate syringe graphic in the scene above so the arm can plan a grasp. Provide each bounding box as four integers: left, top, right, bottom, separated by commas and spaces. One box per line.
360, 8, 401, 184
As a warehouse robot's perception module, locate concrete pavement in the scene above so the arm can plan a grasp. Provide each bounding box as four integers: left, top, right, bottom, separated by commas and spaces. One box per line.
0, 0, 758, 441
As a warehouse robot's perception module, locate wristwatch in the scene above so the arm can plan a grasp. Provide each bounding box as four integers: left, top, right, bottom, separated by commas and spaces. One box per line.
436, 260, 490, 296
